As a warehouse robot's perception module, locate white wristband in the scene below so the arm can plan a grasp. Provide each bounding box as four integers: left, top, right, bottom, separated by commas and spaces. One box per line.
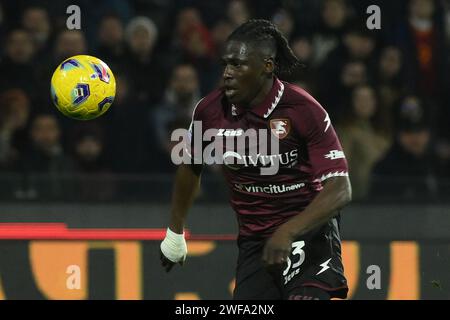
160, 228, 187, 263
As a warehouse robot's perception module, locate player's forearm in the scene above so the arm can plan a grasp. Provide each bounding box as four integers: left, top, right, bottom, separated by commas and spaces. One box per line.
283, 176, 352, 238
169, 164, 202, 234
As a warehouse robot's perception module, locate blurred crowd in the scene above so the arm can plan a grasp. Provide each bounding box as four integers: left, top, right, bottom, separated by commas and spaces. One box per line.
0, 0, 449, 202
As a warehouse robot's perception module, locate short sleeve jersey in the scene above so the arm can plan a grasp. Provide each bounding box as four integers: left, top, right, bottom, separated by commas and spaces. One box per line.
188, 78, 348, 237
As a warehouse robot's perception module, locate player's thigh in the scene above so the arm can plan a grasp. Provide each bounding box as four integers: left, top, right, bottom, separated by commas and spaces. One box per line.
233, 267, 281, 300
233, 238, 281, 300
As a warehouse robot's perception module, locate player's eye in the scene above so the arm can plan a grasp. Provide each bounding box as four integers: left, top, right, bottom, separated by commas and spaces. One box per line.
232, 61, 242, 68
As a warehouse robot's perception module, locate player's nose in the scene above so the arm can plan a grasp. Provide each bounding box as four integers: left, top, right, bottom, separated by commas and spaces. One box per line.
223, 65, 234, 80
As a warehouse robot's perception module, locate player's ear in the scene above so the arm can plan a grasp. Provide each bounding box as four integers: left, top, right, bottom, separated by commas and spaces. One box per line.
264, 57, 275, 74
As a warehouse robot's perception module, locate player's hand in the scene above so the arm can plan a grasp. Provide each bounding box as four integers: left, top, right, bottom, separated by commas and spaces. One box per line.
263, 226, 293, 266
160, 228, 187, 272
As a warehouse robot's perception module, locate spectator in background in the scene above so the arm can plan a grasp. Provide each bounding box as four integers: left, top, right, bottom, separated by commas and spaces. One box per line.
211, 20, 234, 54
375, 46, 405, 137
174, 7, 217, 94
53, 30, 87, 63
22, 113, 71, 173
227, 0, 251, 28
311, 0, 351, 67
71, 123, 109, 173
285, 36, 316, 92
210, 19, 235, 88
19, 113, 73, 199
177, 8, 215, 61
393, 0, 446, 103
291, 37, 313, 65
337, 85, 390, 200
71, 123, 115, 201
272, 8, 295, 41
21, 6, 54, 104
96, 14, 127, 72
175, 7, 203, 41
371, 116, 437, 202
21, 6, 52, 58
0, 89, 30, 171
318, 24, 376, 118
125, 16, 167, 105
0, 29, 37, 95
341, 60, 367, 85
394, 95, 425, 128
330, 60, 368, 121
397, 0, 449, 164
341, 25, 377, 61
63, 0, 131, 49
391, 95, 444, 175
105, 72, 153, 173
153, 64, 200, 162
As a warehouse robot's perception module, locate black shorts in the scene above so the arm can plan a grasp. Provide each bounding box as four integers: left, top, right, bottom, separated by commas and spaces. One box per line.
233, 217, 348, 300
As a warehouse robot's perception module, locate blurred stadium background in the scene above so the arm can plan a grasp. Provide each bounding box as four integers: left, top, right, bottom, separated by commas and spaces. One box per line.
0, 0, 448, 299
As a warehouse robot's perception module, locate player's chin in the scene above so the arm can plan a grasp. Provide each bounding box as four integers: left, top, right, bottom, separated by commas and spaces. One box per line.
225, 91, 241, 104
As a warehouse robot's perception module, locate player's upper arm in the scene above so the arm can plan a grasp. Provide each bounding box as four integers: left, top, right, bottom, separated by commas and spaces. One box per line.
295, 98, 349, 182
184, 97, 206, 172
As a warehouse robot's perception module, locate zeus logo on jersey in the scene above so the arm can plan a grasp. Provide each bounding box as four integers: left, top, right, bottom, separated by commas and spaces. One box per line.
324, 150, 345, 160
174, 121, 285, 175
216, 129, 244, 137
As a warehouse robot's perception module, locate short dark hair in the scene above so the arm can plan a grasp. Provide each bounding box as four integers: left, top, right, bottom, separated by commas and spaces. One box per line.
227, 19, 301, 75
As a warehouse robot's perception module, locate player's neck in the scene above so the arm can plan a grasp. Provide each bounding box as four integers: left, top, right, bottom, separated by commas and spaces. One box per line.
248, 77, 274, 108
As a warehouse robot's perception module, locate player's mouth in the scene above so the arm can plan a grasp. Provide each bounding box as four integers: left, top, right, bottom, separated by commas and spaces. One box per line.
224, 85, 239, 99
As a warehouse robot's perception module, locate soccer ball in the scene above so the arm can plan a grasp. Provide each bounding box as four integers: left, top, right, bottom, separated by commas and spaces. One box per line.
50, 55, 116, 120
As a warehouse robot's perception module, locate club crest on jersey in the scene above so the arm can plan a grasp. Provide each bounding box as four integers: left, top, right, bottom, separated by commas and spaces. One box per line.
231, 104, 237, 116
270, 119, 290, 139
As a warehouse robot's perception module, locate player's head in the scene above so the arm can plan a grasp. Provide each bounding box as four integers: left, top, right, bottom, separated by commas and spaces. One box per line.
222, 19, 300, 105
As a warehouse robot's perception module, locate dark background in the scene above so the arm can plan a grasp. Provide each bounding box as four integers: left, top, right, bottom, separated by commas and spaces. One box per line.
0, 0, 449, 203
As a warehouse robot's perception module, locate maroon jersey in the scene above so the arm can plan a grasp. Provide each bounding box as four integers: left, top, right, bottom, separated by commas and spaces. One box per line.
188, 77, 348, 237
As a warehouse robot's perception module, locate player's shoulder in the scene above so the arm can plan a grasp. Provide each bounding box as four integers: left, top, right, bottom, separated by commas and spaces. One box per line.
282, 81, 327, 115
193, 88, 224, 117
